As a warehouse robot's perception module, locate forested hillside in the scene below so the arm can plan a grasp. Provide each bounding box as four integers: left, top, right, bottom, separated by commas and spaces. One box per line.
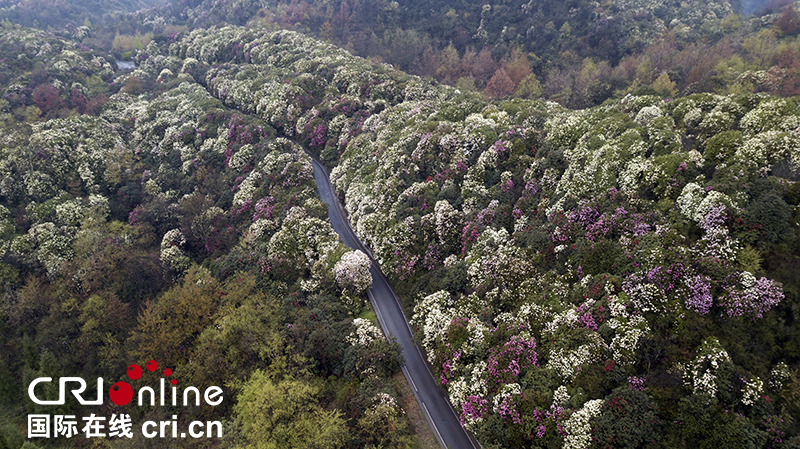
146, 0, 800, 107
6, 0, 800, 109
0, 6, 799, 449
0, 0, 162, 29
0, 24, 411, 449
158, 26, 799, 447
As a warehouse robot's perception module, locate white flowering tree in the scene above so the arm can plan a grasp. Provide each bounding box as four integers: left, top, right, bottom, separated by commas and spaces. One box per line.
160, 228, 191, 273
334, 249, 372, 296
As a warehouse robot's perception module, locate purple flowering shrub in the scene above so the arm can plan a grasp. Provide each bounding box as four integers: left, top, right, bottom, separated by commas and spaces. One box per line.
719, 273, 784, 318
486, 333, 538, 390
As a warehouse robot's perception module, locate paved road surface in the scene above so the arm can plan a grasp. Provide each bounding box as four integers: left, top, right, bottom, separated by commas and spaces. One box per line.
308, 154, 478, 449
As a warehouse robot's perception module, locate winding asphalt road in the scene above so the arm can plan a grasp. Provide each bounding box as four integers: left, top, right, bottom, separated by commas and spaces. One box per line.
308, 154, 478, 449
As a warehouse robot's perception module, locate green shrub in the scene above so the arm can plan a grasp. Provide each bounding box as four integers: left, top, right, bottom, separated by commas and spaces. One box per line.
705, 130, 743, 165
746, 191, 792, 246
591, 386, 661, 449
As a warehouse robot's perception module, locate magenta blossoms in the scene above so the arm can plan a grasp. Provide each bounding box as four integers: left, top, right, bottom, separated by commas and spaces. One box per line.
721, 272, 784, 318
684, 274, 713, 315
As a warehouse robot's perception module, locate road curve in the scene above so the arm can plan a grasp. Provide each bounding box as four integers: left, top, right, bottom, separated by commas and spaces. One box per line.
308, 154, 478, 449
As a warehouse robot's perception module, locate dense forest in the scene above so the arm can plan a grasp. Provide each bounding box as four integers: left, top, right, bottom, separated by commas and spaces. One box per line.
0, 0, 799, 448
9, 0, 800, 108
40, 0, 800, 108
0, 24, 412, 449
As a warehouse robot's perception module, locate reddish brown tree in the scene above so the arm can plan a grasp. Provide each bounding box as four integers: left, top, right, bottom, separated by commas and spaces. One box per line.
503, 48, 532, 85
85, 94, 108, 116
484, 68, 515, 98
775, 5, 800, 35
644, 33, 678, 74
32, 83, 61, 115
473, 47, 496, 86
613, 53, 641, 83
70, 89, 87, 113
772, 47, 800, 69
336, 0, 352, 39
281, 0, 313, 27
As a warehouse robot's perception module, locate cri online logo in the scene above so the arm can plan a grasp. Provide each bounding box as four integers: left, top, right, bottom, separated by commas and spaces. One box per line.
109, 359, 175, 406
29, 359, 223, 407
